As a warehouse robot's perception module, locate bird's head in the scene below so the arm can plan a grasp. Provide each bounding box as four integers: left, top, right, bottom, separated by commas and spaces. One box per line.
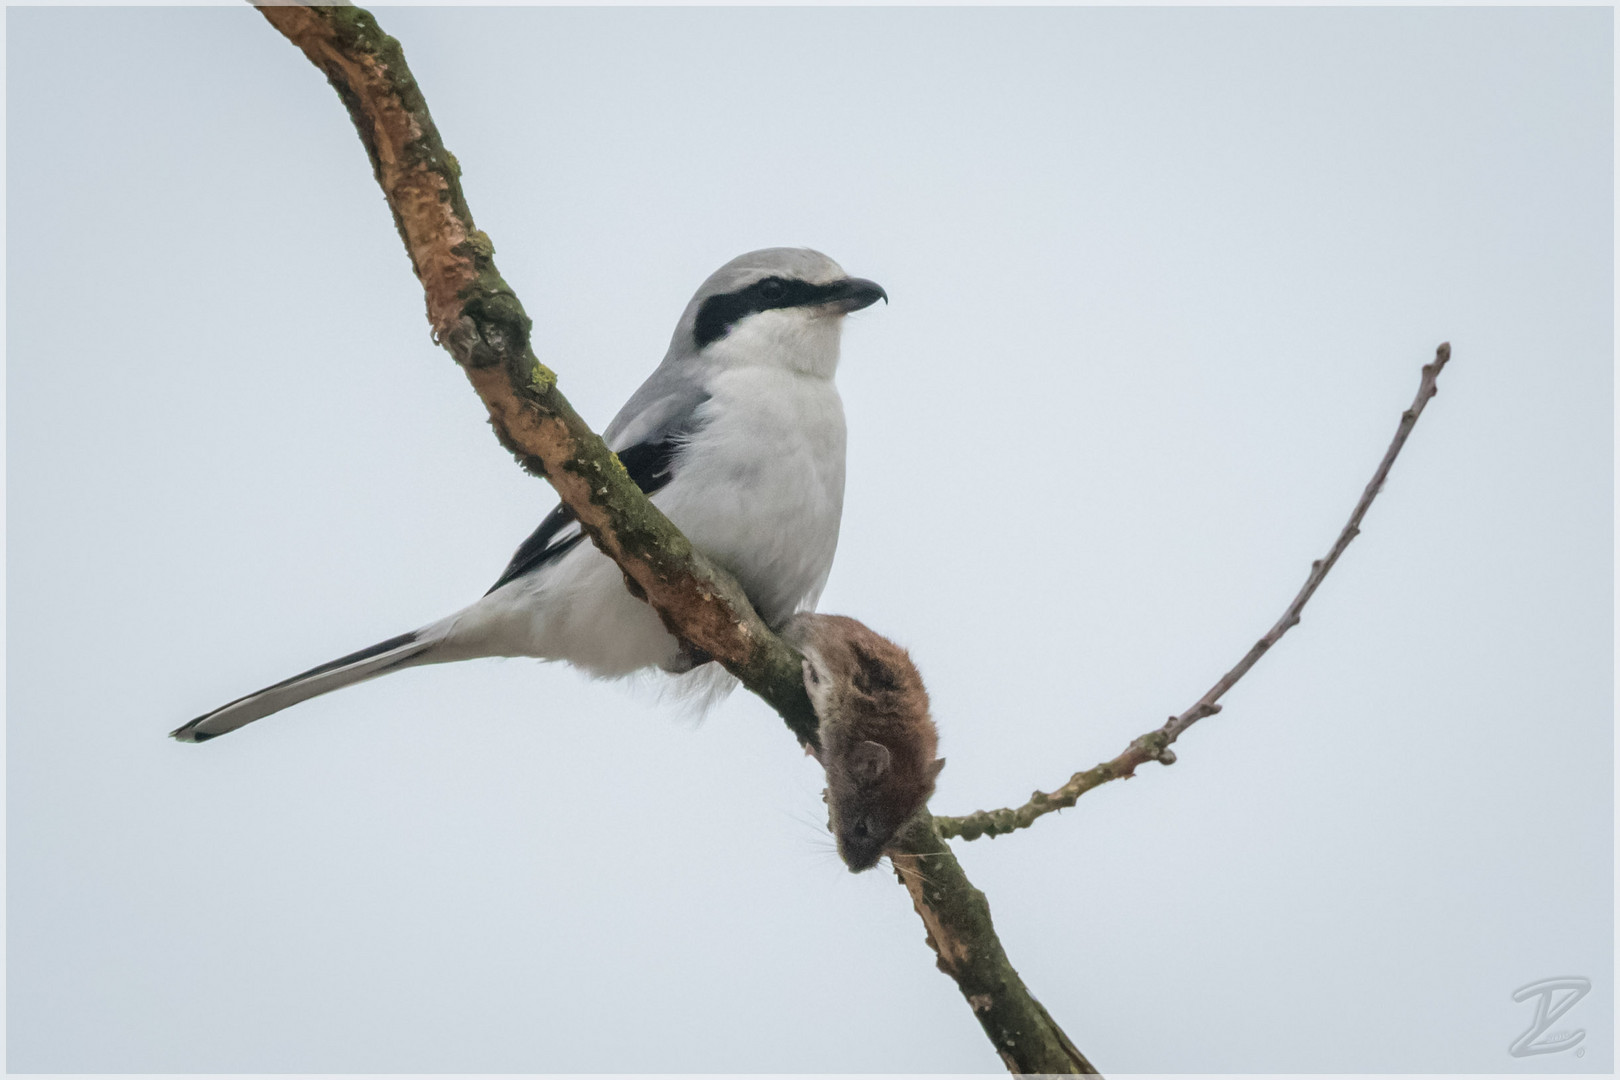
674, 248, 886, 378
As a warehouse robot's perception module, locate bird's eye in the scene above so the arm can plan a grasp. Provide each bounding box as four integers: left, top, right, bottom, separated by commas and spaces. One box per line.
757, 278, 787, 302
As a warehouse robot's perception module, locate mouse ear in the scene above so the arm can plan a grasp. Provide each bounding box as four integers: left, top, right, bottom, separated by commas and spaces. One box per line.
930, 757, 947, 779
849, 740, 891, 782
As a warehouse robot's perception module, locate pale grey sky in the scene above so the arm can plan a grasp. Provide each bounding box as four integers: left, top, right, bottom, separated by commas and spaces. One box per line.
7, 5, 1613, 1074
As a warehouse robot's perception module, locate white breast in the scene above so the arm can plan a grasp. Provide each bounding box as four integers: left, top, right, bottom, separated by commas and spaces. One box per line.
656, 365, 847, 625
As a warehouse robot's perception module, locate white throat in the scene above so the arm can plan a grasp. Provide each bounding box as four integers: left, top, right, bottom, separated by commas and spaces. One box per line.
703, 307, 844, 379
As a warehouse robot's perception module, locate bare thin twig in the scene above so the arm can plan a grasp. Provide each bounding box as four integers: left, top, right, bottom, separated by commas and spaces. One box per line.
937, 343, 1452, 841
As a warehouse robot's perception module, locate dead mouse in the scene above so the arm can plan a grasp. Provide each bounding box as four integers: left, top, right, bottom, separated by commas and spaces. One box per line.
781, 613, 945, 872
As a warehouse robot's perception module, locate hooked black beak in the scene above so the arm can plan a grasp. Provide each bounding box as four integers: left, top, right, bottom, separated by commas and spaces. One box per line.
824, 277, 888, 314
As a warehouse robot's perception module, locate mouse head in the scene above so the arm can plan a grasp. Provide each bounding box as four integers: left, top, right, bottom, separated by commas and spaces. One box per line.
822, 737, 945, 871
783, 614, 945, 872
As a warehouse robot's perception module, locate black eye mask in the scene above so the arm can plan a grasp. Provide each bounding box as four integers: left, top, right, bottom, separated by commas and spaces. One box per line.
692, 276, 885, 348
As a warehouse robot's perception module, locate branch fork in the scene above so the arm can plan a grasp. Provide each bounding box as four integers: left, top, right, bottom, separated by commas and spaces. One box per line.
255, 5, 1449, 1071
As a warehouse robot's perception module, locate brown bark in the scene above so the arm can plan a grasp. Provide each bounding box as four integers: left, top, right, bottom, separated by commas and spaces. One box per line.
891, 812, 1099, 1073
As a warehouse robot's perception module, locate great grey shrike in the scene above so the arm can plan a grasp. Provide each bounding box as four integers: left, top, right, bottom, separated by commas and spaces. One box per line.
171, 247, 885, 742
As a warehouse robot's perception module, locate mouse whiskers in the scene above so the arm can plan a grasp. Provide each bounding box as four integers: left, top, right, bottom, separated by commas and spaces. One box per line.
885, 850, 943, 889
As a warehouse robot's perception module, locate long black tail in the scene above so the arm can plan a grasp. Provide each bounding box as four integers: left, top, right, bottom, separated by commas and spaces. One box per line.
170, 630, 437, 743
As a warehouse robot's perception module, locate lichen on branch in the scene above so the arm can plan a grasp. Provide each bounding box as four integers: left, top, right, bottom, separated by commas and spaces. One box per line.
889, 812, 1099, 1074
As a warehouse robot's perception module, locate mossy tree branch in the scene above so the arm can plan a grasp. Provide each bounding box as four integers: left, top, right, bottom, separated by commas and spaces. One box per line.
257, 3, 1091, 1073
936, 343, 1453, 841
256, 1, 818, 744
890, 812, 1099, 1074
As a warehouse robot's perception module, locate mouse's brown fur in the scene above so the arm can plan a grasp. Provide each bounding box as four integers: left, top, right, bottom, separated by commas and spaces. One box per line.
782, 613, 944, 872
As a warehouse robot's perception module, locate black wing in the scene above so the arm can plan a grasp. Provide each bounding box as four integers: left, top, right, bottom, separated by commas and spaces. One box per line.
485, 435, 687, 594
486, 502, 585, 595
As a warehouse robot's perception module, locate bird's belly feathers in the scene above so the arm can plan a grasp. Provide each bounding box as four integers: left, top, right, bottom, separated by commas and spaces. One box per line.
441, 369, 845, 677
658, 368, 847, 624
